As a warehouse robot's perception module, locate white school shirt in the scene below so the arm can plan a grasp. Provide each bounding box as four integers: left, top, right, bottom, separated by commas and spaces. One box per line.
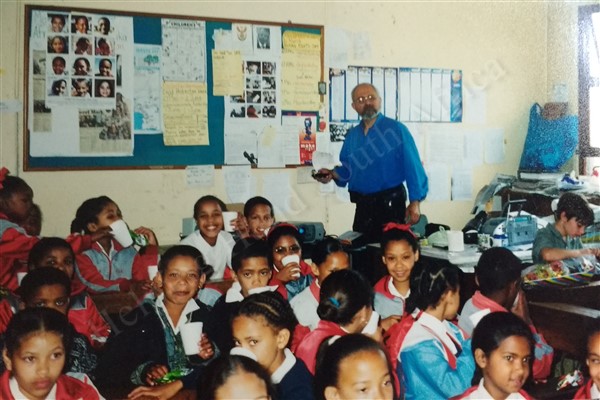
271, 348, 297, 384
10, 376, 57, 399
180, 230, 235, 280
156, 293, 199, 334
461, 379, 528, 399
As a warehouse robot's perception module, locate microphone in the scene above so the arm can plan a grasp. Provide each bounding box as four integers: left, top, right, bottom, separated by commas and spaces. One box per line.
243, 151, 258, 165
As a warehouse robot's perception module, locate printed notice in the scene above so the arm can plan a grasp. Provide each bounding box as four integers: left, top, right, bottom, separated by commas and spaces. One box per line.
281, 49, 320, 111
212, 50, 243, 96
162, 81, 208, 146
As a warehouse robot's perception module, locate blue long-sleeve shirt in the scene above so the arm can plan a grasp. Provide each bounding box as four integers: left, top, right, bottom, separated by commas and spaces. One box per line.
334, 114, 428, 201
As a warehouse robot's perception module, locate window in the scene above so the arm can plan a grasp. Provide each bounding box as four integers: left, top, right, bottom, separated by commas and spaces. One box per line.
579, 4, 600, 157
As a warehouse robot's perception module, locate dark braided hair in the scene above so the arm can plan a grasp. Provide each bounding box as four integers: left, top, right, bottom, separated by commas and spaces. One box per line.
317, 269, 373, 326
233, 291, 298, 345
70, 195, 115, 234
405, 259, 461, 314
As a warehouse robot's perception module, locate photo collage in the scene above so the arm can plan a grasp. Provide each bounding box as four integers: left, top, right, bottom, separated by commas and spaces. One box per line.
46, 13, 116, 100
229, 60, 277, 119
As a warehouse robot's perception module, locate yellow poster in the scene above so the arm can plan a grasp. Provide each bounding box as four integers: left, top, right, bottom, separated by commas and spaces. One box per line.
281, 49, 320, 111
162, 81, 209, 146
212, 50, 243, 96
282, 31, 321, 54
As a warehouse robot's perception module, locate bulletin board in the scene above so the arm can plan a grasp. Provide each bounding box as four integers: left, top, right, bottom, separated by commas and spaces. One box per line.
24, 6, 324, 171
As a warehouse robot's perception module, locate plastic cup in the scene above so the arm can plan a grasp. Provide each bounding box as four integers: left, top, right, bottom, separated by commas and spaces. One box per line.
148, 265, 158, 281
17, 272, 27, 286
110, 219, 133, 247
281, 254, 300, 266
222, 211, 237, 232
180, 321, 203, 356
446, 230, 464, 252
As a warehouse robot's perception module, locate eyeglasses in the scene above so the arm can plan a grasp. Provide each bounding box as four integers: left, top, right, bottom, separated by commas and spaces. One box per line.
274, 245, 301, 255
353, 94, 378, 105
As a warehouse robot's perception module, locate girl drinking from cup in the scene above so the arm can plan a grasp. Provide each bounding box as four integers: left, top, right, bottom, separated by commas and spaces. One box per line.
231, 291, 314, 400
453, 312, 534, 400
315, 334, 395, 400
70, 195, 156, 296
95, 245, 217, 399
0, 308, 101, 400
267, 223, 314, 300
290, 237, 349, 330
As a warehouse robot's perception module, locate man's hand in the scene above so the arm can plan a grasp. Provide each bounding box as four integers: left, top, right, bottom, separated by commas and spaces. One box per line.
313, 168, 335, 184
405, 201, 421, 225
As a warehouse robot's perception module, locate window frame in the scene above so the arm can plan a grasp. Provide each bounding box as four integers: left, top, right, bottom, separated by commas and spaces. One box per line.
578, 4, 600, 159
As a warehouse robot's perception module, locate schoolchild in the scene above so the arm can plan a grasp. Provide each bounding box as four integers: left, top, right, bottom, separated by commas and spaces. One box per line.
398, 260, 474, 399
267, 223, 314, 300
315, 334, 395, 400
28, 237, 110, 348
532, 192, 599, 263
290, 237, 349, 330
458, 247, 553, 380
231, 291, 314, 400
574, 318, 600, 399
180, 195, 235, 281
206, 238, 274, 354
374, 223, 419, 330
244, 196, 275, 240
295, 269, 377, 375
0, 308, 102, 400
452, 312, 534, 400
0, 168, 98, 291
71, 195, 156, 295
197, 354, 275, 400
13, 267, 97, 376
95, 245, 217, 399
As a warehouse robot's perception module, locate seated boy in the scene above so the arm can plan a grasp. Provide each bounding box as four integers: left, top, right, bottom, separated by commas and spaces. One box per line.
532, 192, 599, 264
458, 247, 554, 380
205, 238, 274, 354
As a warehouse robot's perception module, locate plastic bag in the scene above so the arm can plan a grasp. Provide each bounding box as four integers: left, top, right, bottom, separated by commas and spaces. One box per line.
518, 103, 578, 172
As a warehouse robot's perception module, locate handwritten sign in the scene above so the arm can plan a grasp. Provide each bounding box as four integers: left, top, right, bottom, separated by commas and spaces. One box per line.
282, 31, 321, 54
212, 50, 243, 96
162, 82, 209, 146
281, 50, 320, 111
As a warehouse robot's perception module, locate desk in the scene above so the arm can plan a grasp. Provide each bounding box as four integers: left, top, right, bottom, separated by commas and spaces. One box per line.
420, 244, 533, 273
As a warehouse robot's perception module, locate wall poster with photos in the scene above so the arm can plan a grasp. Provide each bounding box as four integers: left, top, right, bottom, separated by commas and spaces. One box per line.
24, 6, 324, 170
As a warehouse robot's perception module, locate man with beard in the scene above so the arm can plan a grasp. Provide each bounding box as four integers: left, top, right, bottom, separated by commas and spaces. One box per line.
315, 83, 428, 242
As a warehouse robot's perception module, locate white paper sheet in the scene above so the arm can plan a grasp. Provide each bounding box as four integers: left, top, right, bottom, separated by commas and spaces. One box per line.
222, 165, 252, 203
463, 130, 484, 166
426, 128, 463, 165
185, 165, 214, 188
258, 125, 284, 168
262, 172, 294, 215
484, 128, 505, 164
425, 162, 451, 201
451, 165, 473, 201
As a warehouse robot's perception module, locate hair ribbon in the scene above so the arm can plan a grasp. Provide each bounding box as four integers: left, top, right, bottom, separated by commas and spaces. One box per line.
0, 167, 8, 189
382, 222, 416, 238
329, 297, 340, 308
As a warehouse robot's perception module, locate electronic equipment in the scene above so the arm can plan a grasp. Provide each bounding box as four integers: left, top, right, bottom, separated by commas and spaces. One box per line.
289, 221, 325, 244
480, 200, 538, 248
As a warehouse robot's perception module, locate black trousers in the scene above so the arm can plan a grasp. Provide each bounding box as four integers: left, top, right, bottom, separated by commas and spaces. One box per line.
349, 184, 407, 244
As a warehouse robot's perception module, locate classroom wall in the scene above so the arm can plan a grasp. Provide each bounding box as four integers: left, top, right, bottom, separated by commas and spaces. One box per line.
1, 1, 553, 244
